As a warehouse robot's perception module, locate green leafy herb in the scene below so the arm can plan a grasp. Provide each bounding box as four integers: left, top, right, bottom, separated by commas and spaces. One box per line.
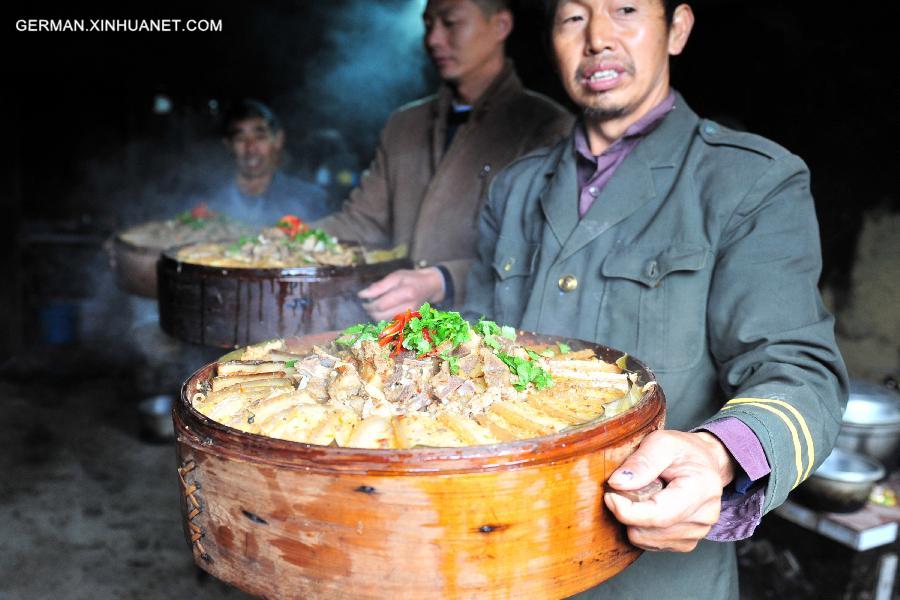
474, 318, 506, 350
335, 321, 388, 346
287, 228, 337, 248
227, 235, 257, 253
539, 348, 556, 358
482, 335, 501, 350
401, 303, 471, 356
175, 211, 209, 230
439, 351, 460, 375
496, 352, 553, 392
473, 318, 500, 338
557, 342, 571, 354
500, 326, 517, 340
284, 359, 297, 368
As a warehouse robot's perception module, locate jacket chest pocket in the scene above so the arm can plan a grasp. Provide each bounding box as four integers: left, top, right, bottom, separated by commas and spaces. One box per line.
597, 243, 711, 372
492, 238, 539, 325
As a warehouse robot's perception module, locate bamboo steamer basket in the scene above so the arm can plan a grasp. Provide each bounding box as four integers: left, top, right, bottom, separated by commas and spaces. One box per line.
108, 233, 162, 298
174, 331, 666, 599
158, 248, 411, 348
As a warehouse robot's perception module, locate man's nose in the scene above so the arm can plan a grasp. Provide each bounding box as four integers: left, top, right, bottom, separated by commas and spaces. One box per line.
586, 13, 615, 55
424, 23, 445, 52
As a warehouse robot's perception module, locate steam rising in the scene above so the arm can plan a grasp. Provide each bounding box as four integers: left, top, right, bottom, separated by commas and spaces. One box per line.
279, 0, 434, 157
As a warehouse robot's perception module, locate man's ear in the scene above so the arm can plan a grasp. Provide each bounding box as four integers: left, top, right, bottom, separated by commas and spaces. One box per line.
273, 130, 285, 151
668, 4, 694, 56
493, 9, 513, 43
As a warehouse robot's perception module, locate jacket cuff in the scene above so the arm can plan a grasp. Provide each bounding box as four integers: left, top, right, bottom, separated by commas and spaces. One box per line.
434, 264, 455, 310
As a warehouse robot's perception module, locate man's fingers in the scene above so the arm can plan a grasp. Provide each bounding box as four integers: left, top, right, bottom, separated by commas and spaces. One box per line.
357, 272, 399, 300
606, 480, 721, 527
607, 431, 675, 491
626, 522, 711, 553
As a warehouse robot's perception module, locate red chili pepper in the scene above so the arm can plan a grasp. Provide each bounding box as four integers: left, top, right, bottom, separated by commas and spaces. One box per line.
275, 214, 308, 237
190, 203, 215, 219
377, 310, 421, 356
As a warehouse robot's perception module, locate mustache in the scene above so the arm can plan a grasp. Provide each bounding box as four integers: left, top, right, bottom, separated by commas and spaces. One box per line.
575, 59, 635, 80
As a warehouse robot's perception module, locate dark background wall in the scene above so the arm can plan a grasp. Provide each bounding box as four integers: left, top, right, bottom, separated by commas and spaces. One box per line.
1, 0, 898, 359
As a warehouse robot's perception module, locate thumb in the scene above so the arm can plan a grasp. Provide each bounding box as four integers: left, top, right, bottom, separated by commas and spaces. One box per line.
607, 433, 671, 491
358, 272, 399, 299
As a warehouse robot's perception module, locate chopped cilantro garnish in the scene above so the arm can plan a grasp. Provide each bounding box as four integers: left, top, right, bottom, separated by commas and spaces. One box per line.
335, 321, 388, 346
474, 318, 500, 338
287, 228, 337, 248
557, 342, 571, 354
227, 235, 257, 253
284, 359, 297, 368
475, 318, 508, 350
401, 303, 471, 356
439, 351, 460, 375
496, 352, 553, 391
175, 211, 209, 230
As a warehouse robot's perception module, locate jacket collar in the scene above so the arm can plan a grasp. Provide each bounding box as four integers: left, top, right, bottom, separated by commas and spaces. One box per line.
430, 60, 522, 169
539, 90, 700, 258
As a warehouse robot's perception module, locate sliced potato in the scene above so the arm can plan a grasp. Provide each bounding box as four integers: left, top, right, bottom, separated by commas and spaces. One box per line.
437, 411, 500, 446
346, 416, 396, 449
489, 400, 569, 436
392, 413, 466, 449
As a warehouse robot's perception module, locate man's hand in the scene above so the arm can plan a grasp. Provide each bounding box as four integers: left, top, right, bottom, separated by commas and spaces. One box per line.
604, 430, 736, 552
358, 267, 445, 321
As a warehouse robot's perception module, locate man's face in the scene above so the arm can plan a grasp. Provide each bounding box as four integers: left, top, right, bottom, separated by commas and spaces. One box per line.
423, 0, 510, 86
226, 117, 284, 179
552, 0, 692, 122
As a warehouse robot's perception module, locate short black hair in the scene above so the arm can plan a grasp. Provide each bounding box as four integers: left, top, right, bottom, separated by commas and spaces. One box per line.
544, 0, 679, 28
471, 0, 512, 15
221, 99, 282, 138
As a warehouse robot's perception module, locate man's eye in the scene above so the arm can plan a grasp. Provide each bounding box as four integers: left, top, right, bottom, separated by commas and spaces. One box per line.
443, 19, 457, 28
617, 6, 637, 15
559, 13, 584, 24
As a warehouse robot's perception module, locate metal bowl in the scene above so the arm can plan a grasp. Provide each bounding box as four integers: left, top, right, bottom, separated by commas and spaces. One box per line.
138, 394, 175, 442
835, 378, 900, 472
792, 447, 886, 513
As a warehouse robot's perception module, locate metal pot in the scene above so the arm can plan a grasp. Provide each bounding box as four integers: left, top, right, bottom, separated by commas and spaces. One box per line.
792, 447, 885, 513
138, 394, 176, 442
834, 378, 900, 472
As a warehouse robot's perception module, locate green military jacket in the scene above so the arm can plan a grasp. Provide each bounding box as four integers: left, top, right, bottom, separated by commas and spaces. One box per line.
462, 92, 848, 599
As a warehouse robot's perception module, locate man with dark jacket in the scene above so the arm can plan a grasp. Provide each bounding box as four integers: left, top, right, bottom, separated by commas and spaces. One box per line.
463, 1, 848, 597
314, 0, 573, 320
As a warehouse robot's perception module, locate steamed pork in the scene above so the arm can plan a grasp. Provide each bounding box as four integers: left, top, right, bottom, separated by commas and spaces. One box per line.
190, 304, 652, 448
175, 214, 360, 268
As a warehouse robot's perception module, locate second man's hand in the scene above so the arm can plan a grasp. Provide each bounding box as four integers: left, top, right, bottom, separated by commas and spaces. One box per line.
358, 267, 446, 321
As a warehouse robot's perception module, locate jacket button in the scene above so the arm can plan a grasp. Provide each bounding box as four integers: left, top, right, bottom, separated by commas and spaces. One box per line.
502, 259, 513, 272
558, 275, 578, 292
417, 259, 428, 268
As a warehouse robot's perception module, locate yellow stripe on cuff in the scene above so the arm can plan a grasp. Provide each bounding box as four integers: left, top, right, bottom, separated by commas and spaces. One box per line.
727, 397, 816, 482
721, 401, 803, 489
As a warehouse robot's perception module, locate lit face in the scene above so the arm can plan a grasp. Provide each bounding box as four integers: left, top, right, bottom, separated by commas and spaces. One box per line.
225, 117, 284, 179
423, 0, 510, 86
552, 0, 692, 122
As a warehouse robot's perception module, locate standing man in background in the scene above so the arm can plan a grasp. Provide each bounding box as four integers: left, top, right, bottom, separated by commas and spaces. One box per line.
210, 99, 335, 225
314, 0, 573, 320
462, 0, 847, 597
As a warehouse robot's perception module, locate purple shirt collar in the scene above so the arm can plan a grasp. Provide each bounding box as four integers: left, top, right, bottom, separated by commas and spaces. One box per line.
574, 90, 676, 161
573, 91, 676, 217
